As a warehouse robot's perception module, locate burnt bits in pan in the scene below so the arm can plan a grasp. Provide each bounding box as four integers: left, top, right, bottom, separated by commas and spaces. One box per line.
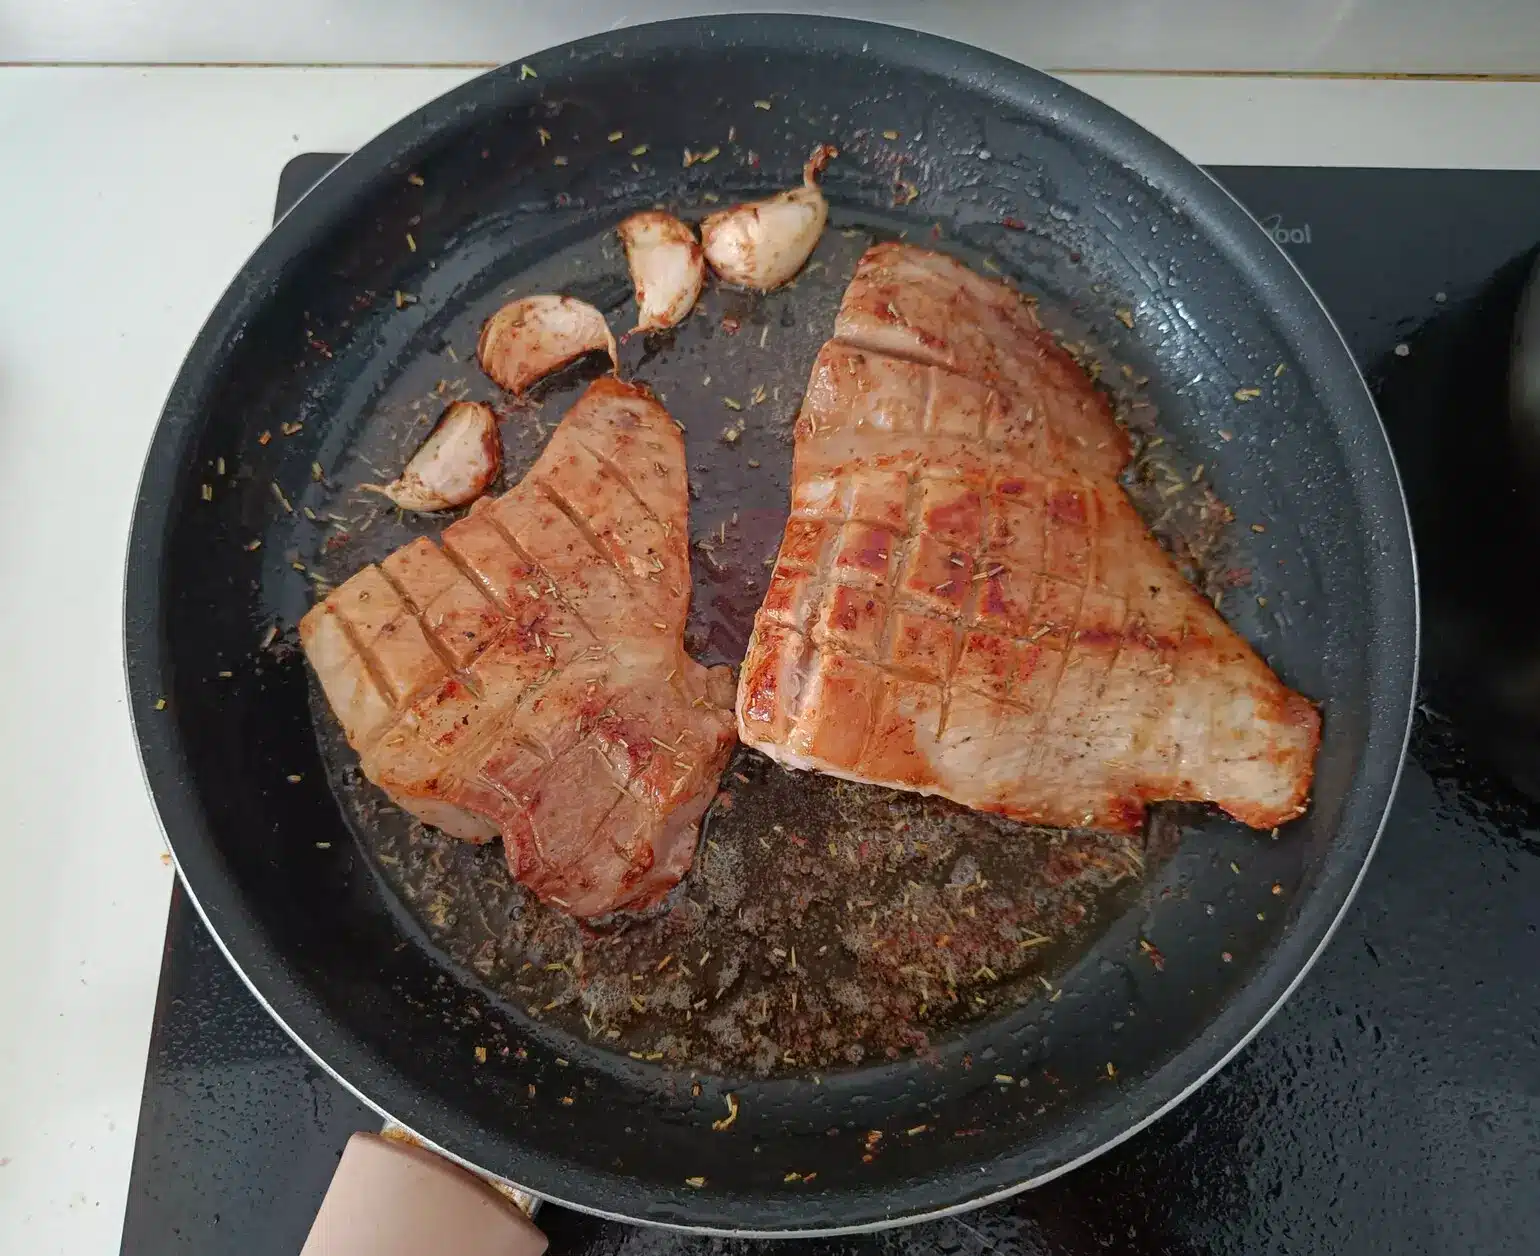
308, 215, 1223, 1077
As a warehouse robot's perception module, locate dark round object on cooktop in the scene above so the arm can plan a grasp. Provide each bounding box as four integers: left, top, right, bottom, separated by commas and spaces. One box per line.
123, 15, 1416, 1234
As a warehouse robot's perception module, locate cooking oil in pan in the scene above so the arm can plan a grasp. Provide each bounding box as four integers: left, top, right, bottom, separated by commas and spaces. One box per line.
307, 210, 1216, 1076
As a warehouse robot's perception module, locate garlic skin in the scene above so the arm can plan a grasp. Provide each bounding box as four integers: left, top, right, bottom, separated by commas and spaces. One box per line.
618, 211, 705, 332
362, 401, 500, 512
701, 144, 837, 290
476, 295, 618, 394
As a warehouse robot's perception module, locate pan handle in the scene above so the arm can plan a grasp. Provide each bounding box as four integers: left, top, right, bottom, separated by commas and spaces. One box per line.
301, 1132, 549, 1256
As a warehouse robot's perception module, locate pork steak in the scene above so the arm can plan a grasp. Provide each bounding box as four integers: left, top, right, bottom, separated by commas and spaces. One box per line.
737, 243, 1320, 832
301, 377, 736, 917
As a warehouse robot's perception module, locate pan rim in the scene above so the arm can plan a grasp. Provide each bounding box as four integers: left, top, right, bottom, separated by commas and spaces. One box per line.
122, 12, 1419, 1234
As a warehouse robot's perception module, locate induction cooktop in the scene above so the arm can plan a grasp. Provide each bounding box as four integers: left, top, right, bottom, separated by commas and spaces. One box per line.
119, 155, 1540, 1256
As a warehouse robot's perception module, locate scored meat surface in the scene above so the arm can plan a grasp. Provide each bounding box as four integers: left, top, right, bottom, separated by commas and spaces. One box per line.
301, 377, 736, 917
737, 243, 1320, 832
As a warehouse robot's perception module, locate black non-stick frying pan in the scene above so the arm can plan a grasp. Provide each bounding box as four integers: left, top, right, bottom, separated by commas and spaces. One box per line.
124, 15, 1417, 1235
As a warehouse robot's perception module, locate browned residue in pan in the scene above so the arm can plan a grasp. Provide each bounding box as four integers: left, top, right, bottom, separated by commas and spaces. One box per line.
307, 218, 1231, 1076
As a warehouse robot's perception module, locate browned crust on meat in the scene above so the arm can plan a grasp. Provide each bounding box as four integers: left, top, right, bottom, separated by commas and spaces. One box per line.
736, 243, 1319, 833
302, 377, 735, 918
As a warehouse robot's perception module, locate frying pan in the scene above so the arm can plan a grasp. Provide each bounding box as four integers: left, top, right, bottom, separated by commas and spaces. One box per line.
123, 15, 1417, 1235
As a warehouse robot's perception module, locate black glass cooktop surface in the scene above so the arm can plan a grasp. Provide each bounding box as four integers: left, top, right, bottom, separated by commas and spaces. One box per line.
120, 156, 1540, 1256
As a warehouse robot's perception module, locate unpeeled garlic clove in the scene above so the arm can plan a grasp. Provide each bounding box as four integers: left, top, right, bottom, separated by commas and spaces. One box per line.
361, 401, 500, 512
700, 143, 837, 291
618, 211, 705, 333
476, 295, 618, 394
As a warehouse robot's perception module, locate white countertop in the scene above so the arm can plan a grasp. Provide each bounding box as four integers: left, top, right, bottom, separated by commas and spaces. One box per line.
9, 0, 1540, 75
2, 63, 1539, 1255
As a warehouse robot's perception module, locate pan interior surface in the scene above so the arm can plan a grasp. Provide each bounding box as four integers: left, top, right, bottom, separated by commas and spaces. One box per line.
124, 16, 1416, 1234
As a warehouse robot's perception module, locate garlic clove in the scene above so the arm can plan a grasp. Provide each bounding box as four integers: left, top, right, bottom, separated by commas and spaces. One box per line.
618, 210, 705, 332
361, 401, 501, 512
476, 295, 618, 394
701, 143, 837, 291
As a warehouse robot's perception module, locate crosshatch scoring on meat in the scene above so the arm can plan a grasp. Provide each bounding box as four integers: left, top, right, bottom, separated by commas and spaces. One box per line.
301, 377, 736, 919
737, 243, 1320, 832
296, 229, 1322, 1072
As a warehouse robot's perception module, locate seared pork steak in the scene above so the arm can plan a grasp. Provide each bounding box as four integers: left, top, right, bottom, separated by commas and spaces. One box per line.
737, 244, 1319, 832
302, 377, 735, 918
